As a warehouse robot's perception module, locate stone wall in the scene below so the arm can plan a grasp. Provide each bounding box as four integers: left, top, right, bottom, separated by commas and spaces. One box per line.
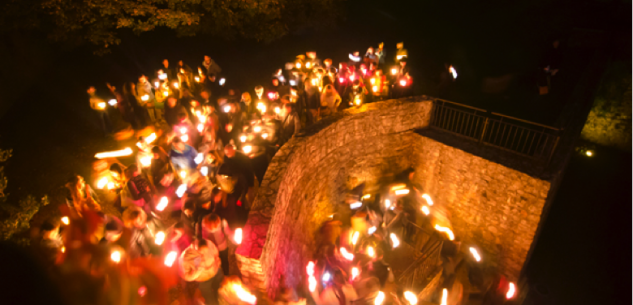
411, 137, 550, 279
236, 96, 552, 298
236, 97, 434, 297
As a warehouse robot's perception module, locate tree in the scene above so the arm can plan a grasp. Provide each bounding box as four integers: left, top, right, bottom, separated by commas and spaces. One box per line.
0, 148, 49, 245
1, 0, 344, 54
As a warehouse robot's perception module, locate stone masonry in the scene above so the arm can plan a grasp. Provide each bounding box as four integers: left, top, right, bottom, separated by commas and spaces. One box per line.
235, 96, 551, 298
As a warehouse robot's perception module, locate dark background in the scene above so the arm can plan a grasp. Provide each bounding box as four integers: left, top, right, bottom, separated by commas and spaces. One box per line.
0, 0, 630, 304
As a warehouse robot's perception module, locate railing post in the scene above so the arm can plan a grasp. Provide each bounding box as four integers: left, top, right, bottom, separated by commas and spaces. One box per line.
546, 135, 560, 167
479, 117, 489, 143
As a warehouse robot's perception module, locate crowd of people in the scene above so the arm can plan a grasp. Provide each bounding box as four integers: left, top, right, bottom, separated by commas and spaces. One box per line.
26, 42, 513, 305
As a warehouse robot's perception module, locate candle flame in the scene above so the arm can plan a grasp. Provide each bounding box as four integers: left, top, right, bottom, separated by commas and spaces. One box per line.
179, 170, 187, 179
234, 228, 243, 244
176, 184, 187, 198
469, 247, 481, 262
400, 79, 407, 86
145, 133, 157, 144
243, 145, 253, 154
421, 193, 434, 206
340, 247, 354, 261
180, 134, 189, 142
154, 231, 165, 245
140, 155, 152, 167
141, 94, 149, 101
395, 189, 410, 195
306, 261, 315, 276
61, 216, 69, 225
253, 126, 262, 133
441, 288, 448, 305
97, 177, 109, 189
370, 78, 376, 85
61, 246, 65, 253
368, 226, 376, 235
362, 194, 371, 199
173, 82, 179, 89
375, 291, 385, 305
164, 251, 177, 267
240, 135, 247, 143
421, 205, 430, 215
404, 291, 418, 305
350, 201, 362, 209
95, 147, 133, 159
390, 233, 400, 248
262, 133, 269, 139
367, 246, 375, 257
223, 105, 231, 113
309, 276, 317, 292
110, 250, 121, 263
200, 166, 209, 177
197, 124, 204, 132
351, 231, 360, 245
384, 199, 391, 209
506, 282, 516, 299
372, 85, 379, 92
195, 76, 200, 82
351, 267, 360, 280
156, 196, 169, 211
219, 78, 226, 86
108, 99, 117, 106
449, 66, 458, 79
391, 68, 398, 75
194, 153, 204, 165
434, 224, 455, 241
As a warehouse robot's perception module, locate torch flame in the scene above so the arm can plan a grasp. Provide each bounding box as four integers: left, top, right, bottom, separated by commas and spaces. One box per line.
253, 126, 262, 133
95, 147, 133, 159
164, 251, 177, 267
391, 68, 398, 75
506, 282, 516, 299
173, 82, 179, 89
234, 228, 243, 244
179, 170, 187, 179
372, 85, 379, 92
141, 94, 149, 101
368, 226, 376, 235
156, 196, 169, 211
384, 199, 391, 209
339, 77, 345, 83
98, 102, 106, 109
274, 107, 280, 114
362, 194, 371, 199
434, 225, 455, 241
262, 133, 269, 139
108, 99, 117, 106
145, 133, 157, 144
400, 79, 407, 86
233, 283, 257, 304
195, 76, 200, 82
404, 291, 418, 305
223, 105, 231, 113
390, 233, 400, 248
106, 182, 115, 190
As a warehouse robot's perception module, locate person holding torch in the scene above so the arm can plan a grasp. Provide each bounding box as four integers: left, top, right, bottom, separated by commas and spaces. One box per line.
87, 86, 113, 136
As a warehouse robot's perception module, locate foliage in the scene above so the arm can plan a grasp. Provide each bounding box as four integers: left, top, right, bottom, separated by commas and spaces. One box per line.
0, 148, 49, 245
0, 0, 344, 54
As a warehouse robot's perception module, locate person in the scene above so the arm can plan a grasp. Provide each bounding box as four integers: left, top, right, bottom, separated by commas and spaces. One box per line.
375, 42, 386, 65
346, 79, 369, 107
122, 206, 157, 258
179, 238, 224, 305
65, 175, 101, 217
106, 82, 138, 129
150, 146, 177, 194
370, 246, 394, 288
320, 84, 342, 116
202, 55, 222, 76
181, 198, 197, 235
539, 39, 562, 93
161, 59, 177, 81
395, 42, 408, 63
209, 186, 247, 230
240, 92, 257, 120
87, 86, 113, 136
38, 218, 63, 268
279, 103, 301, 145
177, 60, 194, 90
123, 82, 148, 127
170, 136, 198, 172
136, 75, 157, 123
222, 144, 255, 191
164, 95, 188, 127
101, 216, 124, 244
124, 164, 154, 214
201, 213, 230, 275
310, 268, 358, 305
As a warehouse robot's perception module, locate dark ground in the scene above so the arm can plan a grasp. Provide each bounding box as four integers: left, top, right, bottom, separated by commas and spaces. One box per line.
0, 0, 630, 304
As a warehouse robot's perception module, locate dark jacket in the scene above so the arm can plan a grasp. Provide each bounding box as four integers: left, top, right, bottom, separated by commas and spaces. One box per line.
280, 112, 301, 145
165, 103, 188, 127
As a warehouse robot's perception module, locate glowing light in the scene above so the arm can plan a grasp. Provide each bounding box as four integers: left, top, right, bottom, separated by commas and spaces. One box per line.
421, 194, 434, 206
138, 286, 147, 297
349, 74, 355, 81
154, 81, 160, 88
240, 135, 247, 143
350, 201, 362, 209
367, 246, 375, 257
195, 76, 200, 82
449, 66, 458, 79
61, 216, 69, 225
441, 289, 448, 305
194, 153, 204, 165
296, 62, 302, 69
234, 228, 243, 244
434, 224, 455, 241
98, 102, 106, 109
469, 247, 481, 262
506, 282, 516, 299
400, 80, 407, 86
368, 226, 376, 235
404, 291, 418, 305
179, 127, 187, 134
156, 196, 169, 211
219, 78, 226, 86
180, 134, 189, 142
395, 189, 410, 195
391, 68, 398, 75
349, 54, 361, 62
306, 261, 315, 276
138, 155, 151, 167
110, 250, 121, 263
164, 251, 177, 267
163, 90, 169, 96
256, 102, 267, 113
268, 92, 275, 99
340, 247, 354, 261
173, 82, 179, 89
375, 291, 385, 305
354, 96, 362, 106
107, 182, 115, 190
108, 99, 117, 106
289, 80, 296, 86
233, 284, 257, 304
176, 184, 187, 198
158, 73, 167, 80
351, 231, 360, 245
197, 124, 204, 132
351, 267, 360, 280
311, 78, 318, 86
308, 276, 317, 292
305, 62, 311, 68
243, 145, 253, 154
262, 133, 269, 139
200, 166, 209, 176
97, 177, 109, 189
274, 107, 280, 114
370, 78, 376, 85
586, 150, 593, 157
179, 171, 187, 180
144, 133, 157, 144
397, 55, 405, 60
372, 85, 379, 92
61, 246, 65, 253
339, 77, 345, 83
154, 231, 165, 245
384, 199, 391, 209
253, 126, 262, 133
362, 194, 371, 199
390, 233, 400, 248
322, 272, 331, 282
223, 105, 231, 113
421, 205, 430, 216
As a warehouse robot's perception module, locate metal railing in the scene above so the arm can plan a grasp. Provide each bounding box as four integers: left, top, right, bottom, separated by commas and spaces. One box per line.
398, 222, 443, 290
430, 99, 561, 164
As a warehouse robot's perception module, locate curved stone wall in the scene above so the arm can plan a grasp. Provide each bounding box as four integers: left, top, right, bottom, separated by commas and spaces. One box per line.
235, 96, 551, 299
